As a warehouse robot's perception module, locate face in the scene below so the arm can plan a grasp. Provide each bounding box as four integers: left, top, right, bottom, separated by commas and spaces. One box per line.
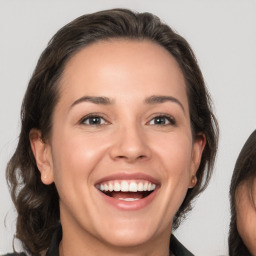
31, 40, 205, 253
236, 181, 256, 256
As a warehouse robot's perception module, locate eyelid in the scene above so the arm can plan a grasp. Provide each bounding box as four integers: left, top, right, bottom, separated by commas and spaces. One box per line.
146, 113, 176, 126
79, 113, 110, 125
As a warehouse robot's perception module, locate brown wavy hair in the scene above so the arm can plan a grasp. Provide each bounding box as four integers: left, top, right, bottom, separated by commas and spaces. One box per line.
229, 130, 256, 256
6, 8, 219, 255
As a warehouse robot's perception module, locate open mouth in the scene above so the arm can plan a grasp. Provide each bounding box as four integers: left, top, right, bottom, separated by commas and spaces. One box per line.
96, 180, 157, 201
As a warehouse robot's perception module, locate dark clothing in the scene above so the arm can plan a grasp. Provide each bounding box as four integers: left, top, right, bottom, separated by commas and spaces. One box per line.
170, 235, 194, 256
3, 225, 194, 256
1, 254, 26, 256
45, 225, 62, 256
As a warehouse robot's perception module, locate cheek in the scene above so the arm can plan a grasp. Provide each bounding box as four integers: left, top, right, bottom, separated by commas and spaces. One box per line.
149, 133, 193, 217
154, 132, 193, 174
236, 201, 256, 251
150, 131, 193, 215
51, 129, 110, 186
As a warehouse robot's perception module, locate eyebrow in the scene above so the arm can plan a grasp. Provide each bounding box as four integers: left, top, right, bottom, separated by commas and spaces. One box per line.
69, 95, 185, 113
145, 95, 185, 112
70, 96, 113, 109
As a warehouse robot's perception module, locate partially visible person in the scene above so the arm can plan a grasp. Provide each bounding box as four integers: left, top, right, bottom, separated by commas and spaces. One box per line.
229, 130, 256, 256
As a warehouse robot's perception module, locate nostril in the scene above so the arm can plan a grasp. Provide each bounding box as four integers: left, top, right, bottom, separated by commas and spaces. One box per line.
113, 154, 147, 162
116, 155, 146, 159
117, 155, 126, 159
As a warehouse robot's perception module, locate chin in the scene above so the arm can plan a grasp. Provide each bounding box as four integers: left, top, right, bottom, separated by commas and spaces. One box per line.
100, 229, 154, 248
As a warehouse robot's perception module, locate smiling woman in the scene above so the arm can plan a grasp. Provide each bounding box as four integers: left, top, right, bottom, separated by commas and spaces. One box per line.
5, 8, 218, 256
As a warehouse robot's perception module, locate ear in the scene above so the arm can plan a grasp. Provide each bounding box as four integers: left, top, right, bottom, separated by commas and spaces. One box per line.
189, 133, 206, 188
29, 129, 54, 185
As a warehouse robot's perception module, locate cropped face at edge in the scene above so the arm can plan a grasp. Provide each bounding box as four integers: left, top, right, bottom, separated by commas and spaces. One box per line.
236, 181, 256, 255
30, 40, 205, 248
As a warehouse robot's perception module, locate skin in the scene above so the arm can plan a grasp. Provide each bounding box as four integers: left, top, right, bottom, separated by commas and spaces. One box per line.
30, 39, 205, 256
236, 181, 256, 256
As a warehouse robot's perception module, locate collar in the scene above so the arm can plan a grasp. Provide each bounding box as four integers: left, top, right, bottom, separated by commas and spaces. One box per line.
169, 235, 194, 256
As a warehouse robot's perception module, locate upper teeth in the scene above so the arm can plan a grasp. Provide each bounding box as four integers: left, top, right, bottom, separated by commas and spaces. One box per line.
97, 181, 156, 192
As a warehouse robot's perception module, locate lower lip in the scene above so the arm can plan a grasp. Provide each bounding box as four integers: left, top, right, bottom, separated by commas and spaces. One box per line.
96, 188, 159, 211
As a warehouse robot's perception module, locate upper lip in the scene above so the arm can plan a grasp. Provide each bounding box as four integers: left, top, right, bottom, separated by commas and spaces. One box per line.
94, 172, 160, 186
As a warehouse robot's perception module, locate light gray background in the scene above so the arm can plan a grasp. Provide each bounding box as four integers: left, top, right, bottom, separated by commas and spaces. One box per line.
1, 1, 256, 255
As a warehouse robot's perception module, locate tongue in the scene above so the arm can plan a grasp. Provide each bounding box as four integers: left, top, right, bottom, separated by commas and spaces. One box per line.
110, 192, 144, 200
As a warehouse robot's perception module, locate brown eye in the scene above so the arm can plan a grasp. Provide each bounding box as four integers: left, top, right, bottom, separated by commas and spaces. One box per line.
148, 115, 176, 126
81, 115, 108, 126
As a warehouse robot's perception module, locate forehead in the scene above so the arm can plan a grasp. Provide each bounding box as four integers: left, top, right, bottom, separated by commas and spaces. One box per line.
58, 39, 188, 109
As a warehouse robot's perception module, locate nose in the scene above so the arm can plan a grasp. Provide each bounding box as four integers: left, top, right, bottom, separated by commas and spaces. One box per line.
109, 124, 151, 163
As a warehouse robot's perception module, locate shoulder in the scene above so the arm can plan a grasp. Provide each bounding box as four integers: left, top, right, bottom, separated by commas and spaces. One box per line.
170, 235, 194, 256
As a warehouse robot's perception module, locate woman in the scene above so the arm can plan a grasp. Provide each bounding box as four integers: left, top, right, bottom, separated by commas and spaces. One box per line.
229, 130, 256, 256
5, 8, 218, 256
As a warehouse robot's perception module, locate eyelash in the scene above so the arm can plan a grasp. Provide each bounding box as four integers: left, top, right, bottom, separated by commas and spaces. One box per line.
80, 113, 109, 126
147, 114, 176, 126
80, 113, 176, 127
